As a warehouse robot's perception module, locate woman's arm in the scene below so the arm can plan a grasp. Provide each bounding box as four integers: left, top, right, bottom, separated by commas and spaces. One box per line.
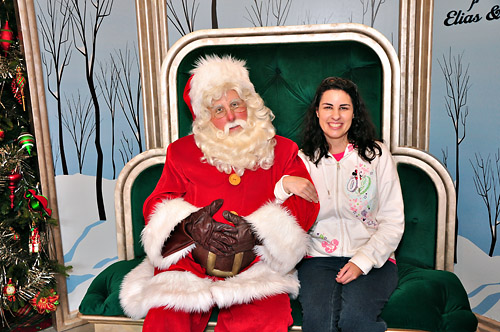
274, 175, 318, 203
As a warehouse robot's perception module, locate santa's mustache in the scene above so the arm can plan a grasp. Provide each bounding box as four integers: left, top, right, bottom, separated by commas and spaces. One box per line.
216, 119, 248, 139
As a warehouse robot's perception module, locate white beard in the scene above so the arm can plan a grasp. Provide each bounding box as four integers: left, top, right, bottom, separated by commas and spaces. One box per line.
193, 115, 276, 176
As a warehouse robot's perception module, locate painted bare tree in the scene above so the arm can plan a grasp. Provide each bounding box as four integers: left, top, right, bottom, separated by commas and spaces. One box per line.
37, 0, 72, 175
300, 10, 334, 25
50, 132, 60, 175
166, 0, 199, 36
68, 0, 114, 220
62, 92, 96, 173
97, 45, 142, 178
470, 151, 500, 256
441, 146, 449, 168
245, 0, 293, 27
119, 131, 134, 166
51, 133, 63, 177
96, 58, 119, 179
360, 0, 386, 27
211, 0, 218, 28
113, 45, 143, 157
438, 48, 471, 257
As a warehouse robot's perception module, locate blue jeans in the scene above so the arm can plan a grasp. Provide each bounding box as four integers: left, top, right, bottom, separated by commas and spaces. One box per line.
297, 257, 398, 332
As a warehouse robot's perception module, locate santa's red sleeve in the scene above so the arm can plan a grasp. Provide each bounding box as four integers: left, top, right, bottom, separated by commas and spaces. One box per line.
243, 138, 319, 275
139, 143, 199, 270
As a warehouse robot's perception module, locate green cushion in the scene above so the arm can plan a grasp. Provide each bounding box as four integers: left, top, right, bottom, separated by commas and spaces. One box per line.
79, 258, 143, 316
290, 298, 304, 326
381, 263, 478, 332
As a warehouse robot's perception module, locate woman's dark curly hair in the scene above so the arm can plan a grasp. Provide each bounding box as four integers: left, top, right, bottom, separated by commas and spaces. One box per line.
301, 77, 382, 165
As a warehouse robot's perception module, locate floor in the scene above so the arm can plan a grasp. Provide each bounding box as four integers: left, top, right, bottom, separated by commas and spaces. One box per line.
40, 323, 94, 332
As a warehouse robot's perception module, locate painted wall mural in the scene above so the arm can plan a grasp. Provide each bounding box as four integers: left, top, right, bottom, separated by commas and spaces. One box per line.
33, 0, 398, 313
40, 0, 500, 321
429, 0, 500, 322
34, 0, 142, 312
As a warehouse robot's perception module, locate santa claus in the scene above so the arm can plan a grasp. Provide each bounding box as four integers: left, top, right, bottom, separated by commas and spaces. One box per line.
120, 55, 319, 332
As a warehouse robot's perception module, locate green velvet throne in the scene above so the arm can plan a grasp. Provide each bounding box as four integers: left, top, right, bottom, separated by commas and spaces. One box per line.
79, 23, 477, 332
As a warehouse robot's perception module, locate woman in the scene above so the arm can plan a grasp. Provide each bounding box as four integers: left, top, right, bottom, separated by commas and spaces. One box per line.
274, 77, 405, 332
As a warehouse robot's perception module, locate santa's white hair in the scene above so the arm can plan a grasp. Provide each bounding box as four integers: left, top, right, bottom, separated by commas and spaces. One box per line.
189, 55, 255, 118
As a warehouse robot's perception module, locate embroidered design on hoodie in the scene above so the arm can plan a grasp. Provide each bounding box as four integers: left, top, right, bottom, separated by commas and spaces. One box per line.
316, 232, 339, 253
346, 163, 378, 228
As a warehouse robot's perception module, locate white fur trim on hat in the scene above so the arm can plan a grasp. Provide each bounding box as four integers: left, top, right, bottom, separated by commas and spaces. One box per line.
189, 55, 255, 117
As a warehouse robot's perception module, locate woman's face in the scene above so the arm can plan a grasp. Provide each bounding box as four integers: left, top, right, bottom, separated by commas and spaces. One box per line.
316, 89, 354, 152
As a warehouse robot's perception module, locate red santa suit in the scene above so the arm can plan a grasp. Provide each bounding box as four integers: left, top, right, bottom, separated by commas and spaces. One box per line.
120, 134, 319, 331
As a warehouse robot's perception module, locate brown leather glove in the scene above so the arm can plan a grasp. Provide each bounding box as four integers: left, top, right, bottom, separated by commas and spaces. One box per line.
184, 199, 238, 255
161, 221, 194, 258
222, 211, 259, 254
191, 211, 259, 277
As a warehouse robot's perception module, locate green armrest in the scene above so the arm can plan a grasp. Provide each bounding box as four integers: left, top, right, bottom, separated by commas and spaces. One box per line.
79, 258, 143, 316
381, 263, 477, 332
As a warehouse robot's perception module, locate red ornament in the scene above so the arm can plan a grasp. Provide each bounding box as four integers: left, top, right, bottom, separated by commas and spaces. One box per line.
0, 128, 4, 141
3, 278, 16, 302
30, 289, 59, 314
0, 21, 14, 55
29, 227, 40, 253
8, 170, 22, 209
11, 66, 26, 111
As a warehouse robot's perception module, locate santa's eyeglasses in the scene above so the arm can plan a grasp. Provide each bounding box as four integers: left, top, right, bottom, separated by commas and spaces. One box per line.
209, 99, 247, 119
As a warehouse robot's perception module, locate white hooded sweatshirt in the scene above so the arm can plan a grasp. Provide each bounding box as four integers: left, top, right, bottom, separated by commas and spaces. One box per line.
275, 142, 405, 274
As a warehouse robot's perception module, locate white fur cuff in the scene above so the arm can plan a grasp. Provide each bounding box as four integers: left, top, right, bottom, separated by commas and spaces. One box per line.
246, 202, 309, 274
141, 198, 199, 269
211, 261, 300, 308
120, 259, 214, 319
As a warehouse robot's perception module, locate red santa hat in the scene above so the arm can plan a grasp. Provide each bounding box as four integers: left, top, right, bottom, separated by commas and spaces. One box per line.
183, 55, 256, 119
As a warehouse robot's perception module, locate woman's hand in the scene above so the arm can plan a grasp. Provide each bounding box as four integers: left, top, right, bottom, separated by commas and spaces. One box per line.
336, 262, 362, 284
282, 176, 319, 203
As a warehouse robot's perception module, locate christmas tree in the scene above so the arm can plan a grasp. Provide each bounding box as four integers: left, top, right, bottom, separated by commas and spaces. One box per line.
1, 1, 64, 330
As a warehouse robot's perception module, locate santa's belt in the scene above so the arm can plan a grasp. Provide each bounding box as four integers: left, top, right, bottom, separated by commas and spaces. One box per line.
191, 246, 256, 278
